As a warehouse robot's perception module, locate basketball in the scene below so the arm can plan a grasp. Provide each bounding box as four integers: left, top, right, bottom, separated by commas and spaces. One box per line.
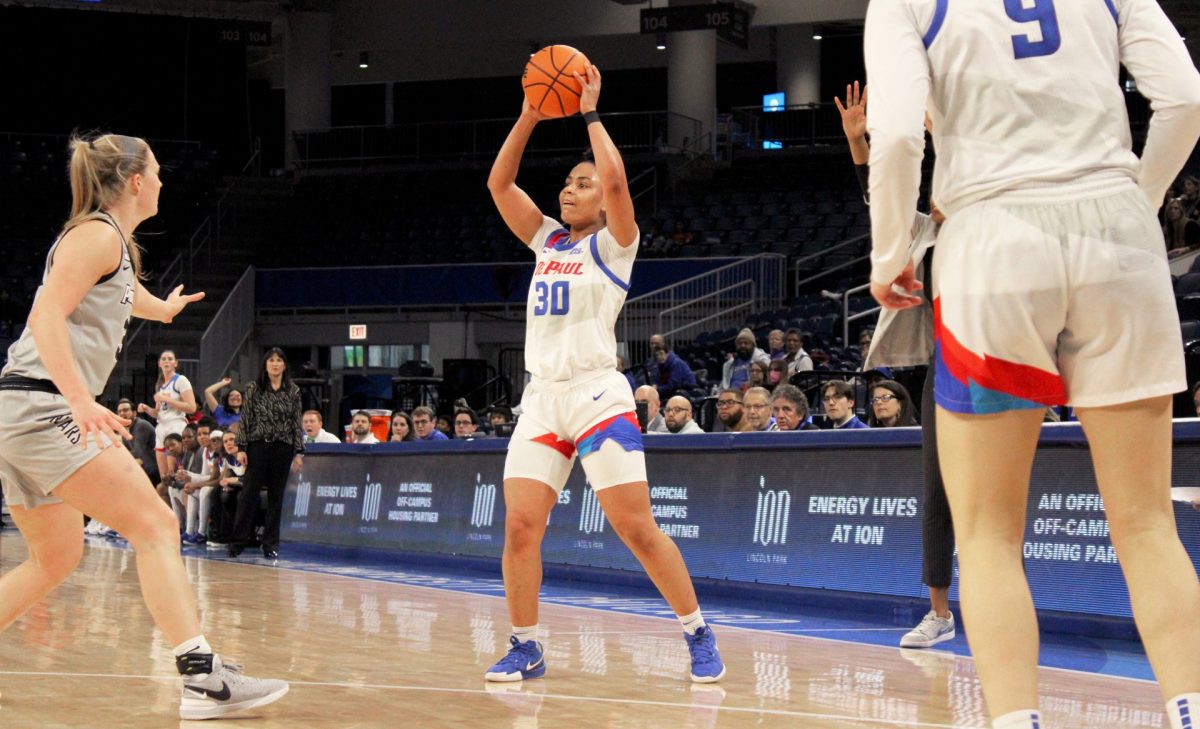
522, 44, 590, 118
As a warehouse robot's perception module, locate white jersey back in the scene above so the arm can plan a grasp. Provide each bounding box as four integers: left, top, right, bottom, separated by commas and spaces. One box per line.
523, 217, 637, 381
924, 0, 1136, 210
865, 0, 1200, 286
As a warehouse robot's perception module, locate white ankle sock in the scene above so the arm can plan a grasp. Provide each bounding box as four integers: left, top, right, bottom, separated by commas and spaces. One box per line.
173, 635, 213, 657
678, 609, 706, 635
993, 709, 1041, 729
512, 624, 538, 645
1167, 693, 1200, 729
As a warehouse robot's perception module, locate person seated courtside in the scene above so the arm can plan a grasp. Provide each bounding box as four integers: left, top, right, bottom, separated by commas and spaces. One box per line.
822, 380, 869, 429
770, 385, 820, 431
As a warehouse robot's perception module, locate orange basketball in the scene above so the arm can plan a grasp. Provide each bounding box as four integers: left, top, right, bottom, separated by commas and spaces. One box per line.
523, 45, 590, 118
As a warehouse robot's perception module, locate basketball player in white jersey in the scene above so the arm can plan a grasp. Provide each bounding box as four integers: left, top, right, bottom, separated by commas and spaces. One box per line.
484, 65, 725, 683
137, 348, 197, 492
0, 134, 287, 720
866, 2, 1200, 728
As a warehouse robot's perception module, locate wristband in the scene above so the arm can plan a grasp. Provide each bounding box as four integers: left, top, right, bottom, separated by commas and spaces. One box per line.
583, 110, 601, 125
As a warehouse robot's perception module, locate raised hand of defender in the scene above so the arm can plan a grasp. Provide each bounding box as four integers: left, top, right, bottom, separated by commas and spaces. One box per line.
834, 81, 868, 141
574, 64, 602, 115
69, 397, 132, 450
870, 261, 924, 311
162, 285, 205, 324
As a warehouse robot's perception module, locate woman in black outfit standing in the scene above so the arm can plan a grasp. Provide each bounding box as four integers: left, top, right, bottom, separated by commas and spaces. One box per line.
229, 347, 303, 559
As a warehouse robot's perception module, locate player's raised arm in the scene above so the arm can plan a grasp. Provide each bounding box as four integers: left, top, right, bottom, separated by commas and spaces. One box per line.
488, 101, 552, 246
577, 64, 637, 248
864, 0, 930, 298
1117, 0, 1200, 208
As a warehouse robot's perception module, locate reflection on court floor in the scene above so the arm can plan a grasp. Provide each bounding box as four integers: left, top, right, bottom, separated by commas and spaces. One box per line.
0, 533, 1167, 727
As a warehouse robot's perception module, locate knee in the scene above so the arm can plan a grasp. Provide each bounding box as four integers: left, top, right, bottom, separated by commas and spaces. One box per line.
33, 539, 83, 584
128, 502, 183, 549
608, 514, 662, 553
505, 513, 545, 554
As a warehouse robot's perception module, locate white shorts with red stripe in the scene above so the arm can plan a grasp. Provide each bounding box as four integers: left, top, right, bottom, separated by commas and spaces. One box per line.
504, 369, 646, 492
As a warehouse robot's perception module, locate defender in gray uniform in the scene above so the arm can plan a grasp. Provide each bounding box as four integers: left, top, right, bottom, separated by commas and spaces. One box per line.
0, 134, 288, 721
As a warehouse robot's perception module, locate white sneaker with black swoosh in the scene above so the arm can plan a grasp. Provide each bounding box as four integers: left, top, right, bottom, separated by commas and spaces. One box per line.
179, 654, 289, 720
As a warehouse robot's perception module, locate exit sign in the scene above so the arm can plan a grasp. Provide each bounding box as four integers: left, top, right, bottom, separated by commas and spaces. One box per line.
349, 324, 367, 340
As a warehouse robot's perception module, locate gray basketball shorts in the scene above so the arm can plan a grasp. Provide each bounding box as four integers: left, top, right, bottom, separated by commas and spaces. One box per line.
0, 390, 107, 510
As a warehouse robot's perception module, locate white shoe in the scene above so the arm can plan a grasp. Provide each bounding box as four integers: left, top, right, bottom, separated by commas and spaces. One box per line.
900, 611, 955, 648
179, 654, 288, 720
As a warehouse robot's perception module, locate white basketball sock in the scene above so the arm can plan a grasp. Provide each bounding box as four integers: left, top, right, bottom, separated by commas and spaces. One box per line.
993, 709, 1041, 729
678, 609, 706, 635
173, 635, 213, 657
512, 624, 539, 645
1167, 693, 1200, 729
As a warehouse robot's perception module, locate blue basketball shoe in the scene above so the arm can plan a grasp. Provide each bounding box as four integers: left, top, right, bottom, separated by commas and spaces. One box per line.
685, 626, 726, 683
485, 636, 546, 682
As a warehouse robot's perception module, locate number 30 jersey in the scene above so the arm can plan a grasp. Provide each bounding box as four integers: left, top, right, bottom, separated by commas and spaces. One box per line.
523, 216, 638, 382
864, 0, 1200, 285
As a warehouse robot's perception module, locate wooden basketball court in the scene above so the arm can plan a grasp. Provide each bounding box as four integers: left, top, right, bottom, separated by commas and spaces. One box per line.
0, 533, 1169, 727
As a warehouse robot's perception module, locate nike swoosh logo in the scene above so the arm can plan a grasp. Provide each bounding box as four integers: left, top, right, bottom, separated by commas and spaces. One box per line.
525, 658, 543, 672
186, 682, 232, 701
592, 390, 606, 401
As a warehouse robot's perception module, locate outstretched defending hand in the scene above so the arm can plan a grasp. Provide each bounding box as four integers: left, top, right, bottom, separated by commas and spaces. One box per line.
574, 64, 602, 115
834, 81, 868, 141
162, 285, 205, 324
871, 261, 924, 311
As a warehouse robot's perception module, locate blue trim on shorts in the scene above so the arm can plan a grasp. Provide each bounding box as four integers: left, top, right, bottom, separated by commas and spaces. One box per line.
1102, 0, 1118, 24
577, 414, 643, 458
923, 0, 949, 49
589, 234, 631, 292
934, 341, 1047, 415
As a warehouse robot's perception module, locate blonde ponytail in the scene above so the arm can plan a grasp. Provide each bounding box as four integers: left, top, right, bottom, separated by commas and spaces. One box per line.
64, 133, 149, 278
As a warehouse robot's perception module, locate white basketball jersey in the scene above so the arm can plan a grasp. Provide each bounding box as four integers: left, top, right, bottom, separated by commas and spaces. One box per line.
865, 0, 1200, 286
523, 216, 637, 381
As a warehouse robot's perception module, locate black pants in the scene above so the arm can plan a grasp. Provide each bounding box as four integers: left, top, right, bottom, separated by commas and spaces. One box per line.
921, 362, 956, 589
231, 440, 293, 551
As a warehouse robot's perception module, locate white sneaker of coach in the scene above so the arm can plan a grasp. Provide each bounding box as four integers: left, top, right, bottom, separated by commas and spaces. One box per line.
899, 611, 955, 649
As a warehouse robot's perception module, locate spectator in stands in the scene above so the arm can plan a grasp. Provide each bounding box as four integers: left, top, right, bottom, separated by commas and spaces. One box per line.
770, 385, 820, 431
177, 420, 218, 545
412, 405, 449, 441
634, 385, 669, 433
488, 405, 514, 433
868, 379, 918, 428
229, 347, 305, 560
643, 333, 666, 373
821, 380, 868, 429
858, 328, 875, 361
783, 328, 814, 376
454, 408, 480, 439
203, 377, 243, 429
722, 329, 770, 391
646, 345, 696, 400
347, 410, 379, 444
670, 220, 694, 248
767, 360, 789, 390
663, 396, 704, 434
435, 414, 453, 438
1163, 197, 1200, 257
767, 329, 787, 360
1181, 175, 1200, 219
644, 222, 671, 255
117, 398, 159, 486
742, 387, 775, 431
616, 354, 637, 393
390, 411, 415, 442
715, 388, 752, 432
303, 410, 341, 444
747, 360, 770, 393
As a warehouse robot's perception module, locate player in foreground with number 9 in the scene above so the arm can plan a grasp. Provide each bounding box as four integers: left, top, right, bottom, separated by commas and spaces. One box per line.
485, 62, 724, 683
865, 1, 1200, 728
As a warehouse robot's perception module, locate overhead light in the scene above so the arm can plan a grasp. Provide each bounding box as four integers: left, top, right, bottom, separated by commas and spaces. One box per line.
656, 32, 667, 50
812, 31, 823, 40
359, 51, 369, 68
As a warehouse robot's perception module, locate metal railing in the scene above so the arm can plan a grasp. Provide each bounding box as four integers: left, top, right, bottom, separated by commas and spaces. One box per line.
199, 266, 255, 387
618, 254, 786, 367
793, 232, 872, 291
293, 111, 702, 167
842, 282, 881, 347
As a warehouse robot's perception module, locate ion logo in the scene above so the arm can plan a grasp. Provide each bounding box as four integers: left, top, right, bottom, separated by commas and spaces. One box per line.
294, 480, 312, 518
753, 476, 791, 546
578, 483, 605, 534
361, 475, 382, 522
471, 473, 497, 528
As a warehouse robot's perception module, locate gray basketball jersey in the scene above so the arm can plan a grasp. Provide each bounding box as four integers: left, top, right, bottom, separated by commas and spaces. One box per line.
2, 213, 136, 396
